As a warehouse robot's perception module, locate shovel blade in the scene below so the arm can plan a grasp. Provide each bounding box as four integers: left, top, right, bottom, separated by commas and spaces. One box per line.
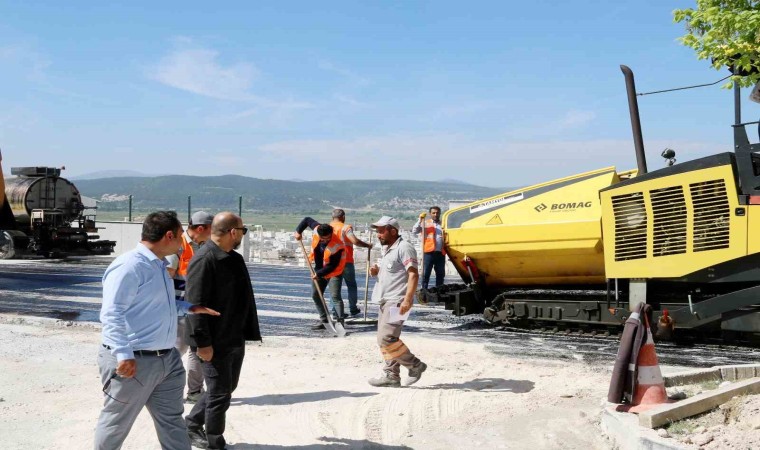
324, 318, 347, 337
324, 319, 337, 335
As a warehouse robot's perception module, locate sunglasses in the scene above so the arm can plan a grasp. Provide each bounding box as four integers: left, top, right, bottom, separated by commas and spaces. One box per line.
102, 372, 143, 404
228, 227, 248, 235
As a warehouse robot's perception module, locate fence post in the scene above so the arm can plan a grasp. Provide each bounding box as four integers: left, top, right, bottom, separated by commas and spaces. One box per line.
239, 196, 243, 218
128, 195, 133, 222
187, 196, 191, 223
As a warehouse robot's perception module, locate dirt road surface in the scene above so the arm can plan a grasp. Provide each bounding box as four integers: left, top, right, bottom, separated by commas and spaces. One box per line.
0, 317, 613, 449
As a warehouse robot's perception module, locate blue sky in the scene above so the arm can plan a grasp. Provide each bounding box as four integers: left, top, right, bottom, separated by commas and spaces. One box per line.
0, 1, 755, 188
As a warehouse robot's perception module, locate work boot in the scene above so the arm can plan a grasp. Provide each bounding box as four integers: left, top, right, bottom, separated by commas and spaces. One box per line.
311, 321, 327, 331
349, 309, 362, 318
187, 427, 208, 449
368, 373, 401, 388
403, 361, 427, 386
185, 391, 202, 404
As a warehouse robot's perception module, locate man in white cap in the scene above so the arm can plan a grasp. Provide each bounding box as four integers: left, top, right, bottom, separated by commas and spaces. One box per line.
368, 216, 427, 387
166, 210, 214, 403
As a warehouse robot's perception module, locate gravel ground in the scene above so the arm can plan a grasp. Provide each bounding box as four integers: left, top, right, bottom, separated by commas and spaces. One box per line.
658, 383, 760, 449
0, 317, 614, 449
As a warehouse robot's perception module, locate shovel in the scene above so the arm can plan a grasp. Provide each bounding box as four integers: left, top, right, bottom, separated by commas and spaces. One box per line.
299, 239, 347, 337
346, 233, 377, 325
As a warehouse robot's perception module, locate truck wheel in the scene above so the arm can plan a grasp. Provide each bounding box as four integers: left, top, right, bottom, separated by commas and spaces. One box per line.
0, 231, 15, 259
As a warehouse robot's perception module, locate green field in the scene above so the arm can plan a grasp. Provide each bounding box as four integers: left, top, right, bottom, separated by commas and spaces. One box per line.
95, 209, 426, 232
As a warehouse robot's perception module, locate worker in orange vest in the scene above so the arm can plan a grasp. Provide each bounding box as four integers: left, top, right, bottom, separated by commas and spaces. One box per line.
412, 206, 446, 290
295, 217, 347, 330
329, 209, 373, 318
166, 210, 213, 403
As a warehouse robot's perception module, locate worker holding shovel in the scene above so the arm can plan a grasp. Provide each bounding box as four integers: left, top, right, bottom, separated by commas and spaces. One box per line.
295, 217, 347, 332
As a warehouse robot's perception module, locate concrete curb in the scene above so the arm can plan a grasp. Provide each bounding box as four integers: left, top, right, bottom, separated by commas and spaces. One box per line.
664, 364, 760, 386
663, 368, 720, 387
602, 365, 760, 449
0, 313, 101, 331
639, 377, 760, 428
600, 406, 686, 450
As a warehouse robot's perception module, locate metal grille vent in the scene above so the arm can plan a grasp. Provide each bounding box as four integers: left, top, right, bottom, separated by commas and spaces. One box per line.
650, 186, 687, 257
612, 192, 648, 261
690, 179, 730, 252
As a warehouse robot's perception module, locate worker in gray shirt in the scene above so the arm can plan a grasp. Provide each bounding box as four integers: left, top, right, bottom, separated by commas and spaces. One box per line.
367, 216, 427, 388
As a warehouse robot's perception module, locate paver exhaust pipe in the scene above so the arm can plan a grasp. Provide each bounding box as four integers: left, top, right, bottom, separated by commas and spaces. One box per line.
621, 65, 648, 175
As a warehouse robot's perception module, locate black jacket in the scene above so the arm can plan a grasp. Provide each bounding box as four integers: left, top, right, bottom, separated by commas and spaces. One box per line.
607, 302, 652, 404
185, 240, 262, 350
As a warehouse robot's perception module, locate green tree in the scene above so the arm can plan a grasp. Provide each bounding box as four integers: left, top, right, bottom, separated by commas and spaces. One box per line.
674, 1, 760, 87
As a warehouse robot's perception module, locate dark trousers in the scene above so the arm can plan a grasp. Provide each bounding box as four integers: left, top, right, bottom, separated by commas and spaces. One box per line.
422, 251, 446, 290
186, 346, 245, 449
312, 277, 344, 321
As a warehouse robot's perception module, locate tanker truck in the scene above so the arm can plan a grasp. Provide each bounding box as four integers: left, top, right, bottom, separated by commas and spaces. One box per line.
0, 148, 115, 259
434, 66, 760, 341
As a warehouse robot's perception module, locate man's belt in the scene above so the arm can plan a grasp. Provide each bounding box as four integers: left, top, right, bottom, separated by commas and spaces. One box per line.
102, 344, 173, 357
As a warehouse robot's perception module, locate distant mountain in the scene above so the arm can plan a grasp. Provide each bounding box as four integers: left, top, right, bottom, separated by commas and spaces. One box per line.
75, 175, 507, 213
70, 170, 156, 180
437, 178, 471, 185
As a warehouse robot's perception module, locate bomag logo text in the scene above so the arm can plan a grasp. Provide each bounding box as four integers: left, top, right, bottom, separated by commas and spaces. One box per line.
550, 201, 593, 211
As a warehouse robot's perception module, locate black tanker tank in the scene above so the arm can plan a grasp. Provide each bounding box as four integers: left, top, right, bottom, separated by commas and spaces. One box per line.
0, 151, 115, 259
5, 167, 84, 224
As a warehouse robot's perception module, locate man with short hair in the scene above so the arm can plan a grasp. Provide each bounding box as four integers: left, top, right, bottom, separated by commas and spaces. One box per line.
185, 212, 261, 450
166, 210, 214, 404
329, 209, 372, 317
412, 206, 446, 290
368, 216, 427, 388
95, 210, 220, 450
294, 217, 346, 330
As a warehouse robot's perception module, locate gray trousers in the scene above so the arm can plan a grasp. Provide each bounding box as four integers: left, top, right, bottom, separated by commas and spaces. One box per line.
176, 317, 204, 394
377, 301, 420, 377
94, 346, 190, 450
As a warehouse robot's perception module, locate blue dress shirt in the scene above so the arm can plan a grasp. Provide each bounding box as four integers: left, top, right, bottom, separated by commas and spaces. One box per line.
101, 243, 192, 362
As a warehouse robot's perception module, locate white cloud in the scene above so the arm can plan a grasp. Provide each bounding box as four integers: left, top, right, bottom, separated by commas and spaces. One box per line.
0, 43, 53, 86
148, 39, 314, 129
429, 102, 498, 120
203, 97, 314, 128
150, 45, 259, 101
317, 59, 369, 87
558, 109, 596, 129
333, 94, 369, 107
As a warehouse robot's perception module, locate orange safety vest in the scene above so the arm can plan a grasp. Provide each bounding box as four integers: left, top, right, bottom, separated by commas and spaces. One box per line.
177, 235, 195, 277
310, 233, 346, 279
423, 218, 442, 253
330, 220, 355, 264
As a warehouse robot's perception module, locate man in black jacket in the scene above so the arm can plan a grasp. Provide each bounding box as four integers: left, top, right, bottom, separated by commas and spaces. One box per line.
184, 211, 261, 450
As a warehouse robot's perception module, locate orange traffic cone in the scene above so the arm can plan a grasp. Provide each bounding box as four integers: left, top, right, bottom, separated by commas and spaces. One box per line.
623, 319, 672, 413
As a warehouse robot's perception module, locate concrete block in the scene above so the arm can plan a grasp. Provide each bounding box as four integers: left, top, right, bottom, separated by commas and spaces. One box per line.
600, 406, 687, 450
717, 364, 760, 381
663, 368, 720, 387
638, 377, 760, 428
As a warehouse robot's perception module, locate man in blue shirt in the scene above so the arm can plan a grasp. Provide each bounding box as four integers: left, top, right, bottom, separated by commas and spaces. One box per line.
95, 210, 219, 450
